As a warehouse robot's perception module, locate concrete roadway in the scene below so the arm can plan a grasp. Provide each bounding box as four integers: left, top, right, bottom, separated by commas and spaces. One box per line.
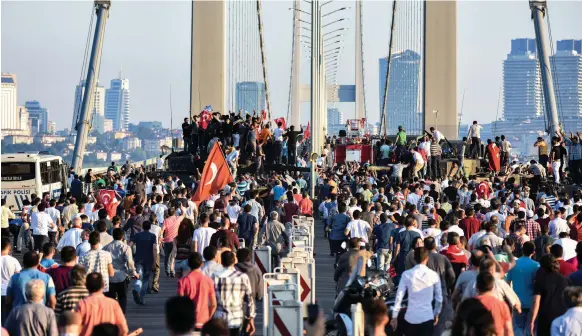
125, 223, 335, 335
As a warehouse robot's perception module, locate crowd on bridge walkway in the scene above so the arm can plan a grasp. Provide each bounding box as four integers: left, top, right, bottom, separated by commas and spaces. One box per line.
2, 110, 582, 336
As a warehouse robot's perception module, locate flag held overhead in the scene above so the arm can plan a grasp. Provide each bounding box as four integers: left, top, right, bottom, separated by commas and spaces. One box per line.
192, 142, 233, 205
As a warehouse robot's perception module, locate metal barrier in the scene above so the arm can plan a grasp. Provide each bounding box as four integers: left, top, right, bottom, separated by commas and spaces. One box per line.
269, 299, 303, 336
238, 238, 246, 249
263, 273, 295, 336
351, 303, 365, 336
252, 246, 272, 275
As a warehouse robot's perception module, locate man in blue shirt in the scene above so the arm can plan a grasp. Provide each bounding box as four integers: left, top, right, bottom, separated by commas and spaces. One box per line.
131, 221, 157, 305
373, 213, 396, 273
506, 241, 539, 336
270, 181, 286, 202
328, 202, 351, 266
237, 204, 258, 249
6, 251, 56, 310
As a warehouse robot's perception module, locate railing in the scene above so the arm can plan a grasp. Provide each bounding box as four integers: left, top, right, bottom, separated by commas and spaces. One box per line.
80, 156, 163, 175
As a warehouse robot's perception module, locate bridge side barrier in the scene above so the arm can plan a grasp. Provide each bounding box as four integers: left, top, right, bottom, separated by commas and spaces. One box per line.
263, 273, 294, 336
252, 246, 272, 275
351, 303, 365, 336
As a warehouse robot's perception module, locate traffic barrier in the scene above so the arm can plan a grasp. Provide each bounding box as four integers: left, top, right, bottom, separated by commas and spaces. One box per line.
278, 256, 315, 315
269, 299, 303, 336
262, 273, 295, 336
273, 267, 301, 299
252, 246, 272, 275
238, 238, 246, 248
351, 303, 365, 336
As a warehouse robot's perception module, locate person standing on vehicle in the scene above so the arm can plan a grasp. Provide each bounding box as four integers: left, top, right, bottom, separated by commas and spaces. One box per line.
391, 247, 442, 335
467, 121, 483, 159
182, 117, 192, 153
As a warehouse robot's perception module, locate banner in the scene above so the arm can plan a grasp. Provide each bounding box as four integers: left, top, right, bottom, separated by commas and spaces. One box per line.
98, 189, 119, 219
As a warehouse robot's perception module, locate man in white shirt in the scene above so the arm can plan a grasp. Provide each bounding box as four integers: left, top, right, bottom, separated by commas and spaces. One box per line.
157, 155, 164, 170
391, 246, 442, 334
430, 127, 445, 143
273, 122, 285, 164
30, 203, 54, 253
151, 195, 168, 226
411, 149, 425, 179
549, 210, 571, 239
500, 135, 512, 169
57, 217, 84, 251
554, 233, 578, 261
193, 215, 217, 257
467, 121, 483, 159
46, 200, 61, 246
1, 237, 22, 299
344, 210, 371, 247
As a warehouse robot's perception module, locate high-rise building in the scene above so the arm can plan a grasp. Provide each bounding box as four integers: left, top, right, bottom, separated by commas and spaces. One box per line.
25, 100, 49, 134
503, 38, 543, 121
235, 82, 265, 113
1, 73, 18, 130
17, 106, 30, 135
327, 107, 344, 126
105, 77, 130, 131
47, 121, 57, 134
379, 50, 422, 135
551, 39, 582, 119
103, 119, 113, 133
72, 80, 106, 133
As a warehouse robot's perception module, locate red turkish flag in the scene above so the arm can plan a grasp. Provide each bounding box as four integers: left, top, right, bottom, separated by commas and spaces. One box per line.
304, 121, 311, 139
192, 142, 233, 205
199, 110, 212, 130
260, 110, 267, 122
274, 117, 286, 130
98, 190, 118, 219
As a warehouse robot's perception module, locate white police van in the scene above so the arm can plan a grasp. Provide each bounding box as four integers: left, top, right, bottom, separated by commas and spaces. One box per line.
1, 153, 67, 212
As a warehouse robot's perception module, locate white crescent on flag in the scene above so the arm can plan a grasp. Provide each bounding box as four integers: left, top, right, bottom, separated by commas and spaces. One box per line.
204, 163, 218, 186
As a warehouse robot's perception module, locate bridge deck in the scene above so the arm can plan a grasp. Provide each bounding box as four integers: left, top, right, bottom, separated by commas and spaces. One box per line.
125, 222, 335, 335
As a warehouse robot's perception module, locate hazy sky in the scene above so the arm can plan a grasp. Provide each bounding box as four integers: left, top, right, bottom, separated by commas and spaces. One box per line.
2, 0, 581, 130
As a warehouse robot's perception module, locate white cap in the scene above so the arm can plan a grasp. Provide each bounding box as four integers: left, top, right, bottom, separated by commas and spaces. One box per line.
206, 200, 215, 208
527, 210, 534, 218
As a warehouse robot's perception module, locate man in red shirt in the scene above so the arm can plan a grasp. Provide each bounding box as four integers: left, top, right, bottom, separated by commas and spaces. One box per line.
475, 272, 513, 336
177, 252, 217, 330
298, 192, 313, 216
458, 208, 482, 240
550, 244, 576, 277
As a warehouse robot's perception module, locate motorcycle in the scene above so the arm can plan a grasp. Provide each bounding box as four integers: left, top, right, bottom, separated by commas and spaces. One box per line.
325, 258, 394, 336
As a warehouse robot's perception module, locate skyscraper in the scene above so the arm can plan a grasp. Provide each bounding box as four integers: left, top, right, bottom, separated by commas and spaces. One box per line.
72, 80, 106, 133
327, 107, 344, 126
105, 76, 130, 131
503, 38, 543, 121
378, 50, 422, 135
551, 39, 582, 119
1, 73, 18, 130
25, 100, 49, 134
235, 82, 265, 113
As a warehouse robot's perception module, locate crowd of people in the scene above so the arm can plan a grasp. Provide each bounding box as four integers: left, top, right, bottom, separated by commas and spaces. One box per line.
2, 109, 582, 336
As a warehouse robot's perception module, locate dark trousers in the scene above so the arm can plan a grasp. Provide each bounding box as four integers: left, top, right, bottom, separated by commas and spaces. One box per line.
274, 141, 282, 164
192, 134, 199, 154
1, 228, 9, 239
32, 234, 48, 252
539, 154, 549, 168
106, 280, 129, 313
183, 136, 190, 152
9, 224, 20, 249
430, 155, 441, 180
288, 146, 297, 165
229, 327, 241, 336
570, 159, 582, 184
330, 239, 347, 265
470, 137, 480, 158
163, 242, 174, 274
48, 231, 58, 246
150, 253, 160, 291
402, 319, 434, 335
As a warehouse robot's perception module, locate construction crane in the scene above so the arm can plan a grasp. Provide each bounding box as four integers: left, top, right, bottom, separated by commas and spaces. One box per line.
71, 0, 111, 175
530, 0, 561, 137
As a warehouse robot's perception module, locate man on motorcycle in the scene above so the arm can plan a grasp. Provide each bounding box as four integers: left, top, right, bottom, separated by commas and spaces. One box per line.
334, 237, 372, 293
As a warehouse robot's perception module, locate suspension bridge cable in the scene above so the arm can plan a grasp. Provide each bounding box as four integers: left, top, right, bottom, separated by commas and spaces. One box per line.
380, 0, 397, 136
71, 5, 96, 136
286, 4, 297, 123
545, 7, 564, 126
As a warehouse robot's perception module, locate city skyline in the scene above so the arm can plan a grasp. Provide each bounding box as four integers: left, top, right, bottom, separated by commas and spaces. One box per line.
2, 1, 582, 129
